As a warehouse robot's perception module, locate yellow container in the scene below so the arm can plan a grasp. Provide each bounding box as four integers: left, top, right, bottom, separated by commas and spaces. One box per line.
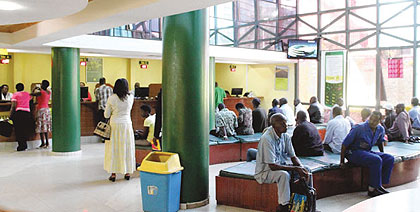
138, 152, 184, 174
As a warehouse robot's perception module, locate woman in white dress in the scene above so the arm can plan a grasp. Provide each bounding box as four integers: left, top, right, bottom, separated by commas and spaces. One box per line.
104, 78, 135, 182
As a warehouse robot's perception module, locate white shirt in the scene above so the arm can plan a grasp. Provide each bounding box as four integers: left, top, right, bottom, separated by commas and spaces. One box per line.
0, 92, 12, 101
324, 115, 351, 153
280, 104, 296, 126
295, 103, 309, 120
329, 104, 345, 120
104, 94, 134, 124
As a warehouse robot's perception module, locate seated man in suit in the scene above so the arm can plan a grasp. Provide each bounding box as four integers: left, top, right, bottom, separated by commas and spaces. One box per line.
291, 111, 324, 156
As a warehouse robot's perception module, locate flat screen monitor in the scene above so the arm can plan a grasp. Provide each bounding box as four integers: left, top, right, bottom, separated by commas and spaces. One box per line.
135, 87, 149, 98
287, 39, 319, 59
80, 87, 88, 99
231, 88, 243, 97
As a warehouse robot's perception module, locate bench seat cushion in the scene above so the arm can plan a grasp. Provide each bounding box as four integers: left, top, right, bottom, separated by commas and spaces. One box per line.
209, 134, 240, 144
235, 133, 262, 143
219, 159, 330, 180
373, 142, 420, 161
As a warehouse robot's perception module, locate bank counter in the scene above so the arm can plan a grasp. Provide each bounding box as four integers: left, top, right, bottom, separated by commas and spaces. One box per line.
0, 100, 157, 142
223, 97, 264, 116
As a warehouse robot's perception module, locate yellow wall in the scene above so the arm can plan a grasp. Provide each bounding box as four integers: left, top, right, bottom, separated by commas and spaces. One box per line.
1, 53, 163, 98
216, 63, 295, 109
2, 53, 295, 108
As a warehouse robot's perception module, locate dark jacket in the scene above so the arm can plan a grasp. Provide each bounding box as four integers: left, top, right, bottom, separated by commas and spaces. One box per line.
308, 104, 322, 124
252, 107, 268, 133
292, 121, 324, 156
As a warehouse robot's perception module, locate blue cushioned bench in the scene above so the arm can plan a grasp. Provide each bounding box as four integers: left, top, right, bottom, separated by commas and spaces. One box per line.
234, 133, 262, 161
209, 134, 241, 164
216, 141, 420, 211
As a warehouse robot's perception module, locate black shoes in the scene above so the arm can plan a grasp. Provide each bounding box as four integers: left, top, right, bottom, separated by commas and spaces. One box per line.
378, 187, 390, 193
368, 188, 385, 197
108, 174, 116, 182
124, 174, 130, 180
276, 204, 290, 212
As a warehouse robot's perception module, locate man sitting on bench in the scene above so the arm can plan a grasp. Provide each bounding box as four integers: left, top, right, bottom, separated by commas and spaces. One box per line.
340, 111, 394, 197
254, 113, 310, 212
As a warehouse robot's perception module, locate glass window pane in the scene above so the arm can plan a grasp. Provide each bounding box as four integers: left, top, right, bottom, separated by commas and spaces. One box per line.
297, 0, 317, 14
217, 18, 234, 28
321, 0, 345, 11
298, 60, 318, 103
379, 2, 413, 27
216, 2, 233, 20
349, 13, 376, 30
321, 12, 346, 32
348, 0, 376, 7
259, 21, 276, 40
382, 27, 414, 42
348, 51, 376, 106
237, 0, 255, 24
238, 43, 255, 49
349, 31, 376, 49
380, 48, 413, 106
379, 33, 412, 48
258, 0, 278, 20
278, 18, 296, 37
280, 0, 296, 8
279, 4, 296, 17
379, 0, 411, 3
298, 15, 318, 35
322, 33, 346, 50
238, 25, 256, 42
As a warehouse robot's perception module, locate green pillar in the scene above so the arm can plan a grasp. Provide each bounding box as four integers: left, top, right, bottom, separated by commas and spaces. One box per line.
51, 47, 81, 153
209, 57, 215, 130
162, 9, 209, 207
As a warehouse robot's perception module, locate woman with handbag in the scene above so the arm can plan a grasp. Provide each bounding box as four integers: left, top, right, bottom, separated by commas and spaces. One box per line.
9, 83, 35, 151
32, 80, 52, 148
103, 78, 135, 182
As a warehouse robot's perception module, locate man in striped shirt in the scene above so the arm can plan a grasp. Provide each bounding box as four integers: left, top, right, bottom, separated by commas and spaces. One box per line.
95, 77, 113, 126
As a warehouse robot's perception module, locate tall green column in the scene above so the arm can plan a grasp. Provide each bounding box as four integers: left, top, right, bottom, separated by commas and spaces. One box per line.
51, 47, 81, 153
162, 9, 209, 207
209, 57, 216, 130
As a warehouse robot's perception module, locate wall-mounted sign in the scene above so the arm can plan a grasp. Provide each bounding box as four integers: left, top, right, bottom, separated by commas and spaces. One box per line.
275, 66, 289, 91
230, 65, 236, 72
324, 51, 345, 107
86, 57, 103, 82
388, 58, 403, 78
0, 55, 12, 65
80, 58, 88, 66
139, 61, 149, 69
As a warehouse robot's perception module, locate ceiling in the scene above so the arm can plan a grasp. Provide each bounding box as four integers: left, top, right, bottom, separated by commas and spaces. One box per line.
0, 0, 231, 48
0, 0, 88, 25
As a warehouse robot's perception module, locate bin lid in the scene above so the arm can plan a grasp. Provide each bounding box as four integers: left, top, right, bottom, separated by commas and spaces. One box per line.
138, 152, 184, 174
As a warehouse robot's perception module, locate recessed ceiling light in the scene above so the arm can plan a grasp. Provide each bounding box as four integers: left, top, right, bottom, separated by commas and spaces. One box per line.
0, 1, 23, 11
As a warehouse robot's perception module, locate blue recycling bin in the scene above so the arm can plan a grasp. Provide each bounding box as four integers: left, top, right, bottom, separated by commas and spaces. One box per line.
138, 152, 184, 212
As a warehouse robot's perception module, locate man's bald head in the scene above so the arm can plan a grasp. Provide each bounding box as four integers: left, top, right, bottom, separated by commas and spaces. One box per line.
270, 113, 287, 126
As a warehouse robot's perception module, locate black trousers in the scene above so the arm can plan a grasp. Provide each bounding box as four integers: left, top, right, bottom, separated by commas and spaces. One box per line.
96, 109, 105, 124
12, 111, 34, 151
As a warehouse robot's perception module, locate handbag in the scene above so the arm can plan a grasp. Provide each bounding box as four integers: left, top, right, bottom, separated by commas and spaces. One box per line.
289, 178, 317, 212
94, 120, 111, 140
0, 120, 13, 137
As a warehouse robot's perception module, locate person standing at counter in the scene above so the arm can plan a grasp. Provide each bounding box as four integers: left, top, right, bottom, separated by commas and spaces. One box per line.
104, 78, 135, 182
215, 82, 226, 110
9, 83, 34, 151
153, 89, 162, 150
0, 84, 13, 101
32, 80, 52, 148
95, 78, 113, 140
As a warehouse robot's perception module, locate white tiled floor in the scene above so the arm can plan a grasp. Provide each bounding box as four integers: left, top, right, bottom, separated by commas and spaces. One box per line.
0, 142, 419, 212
